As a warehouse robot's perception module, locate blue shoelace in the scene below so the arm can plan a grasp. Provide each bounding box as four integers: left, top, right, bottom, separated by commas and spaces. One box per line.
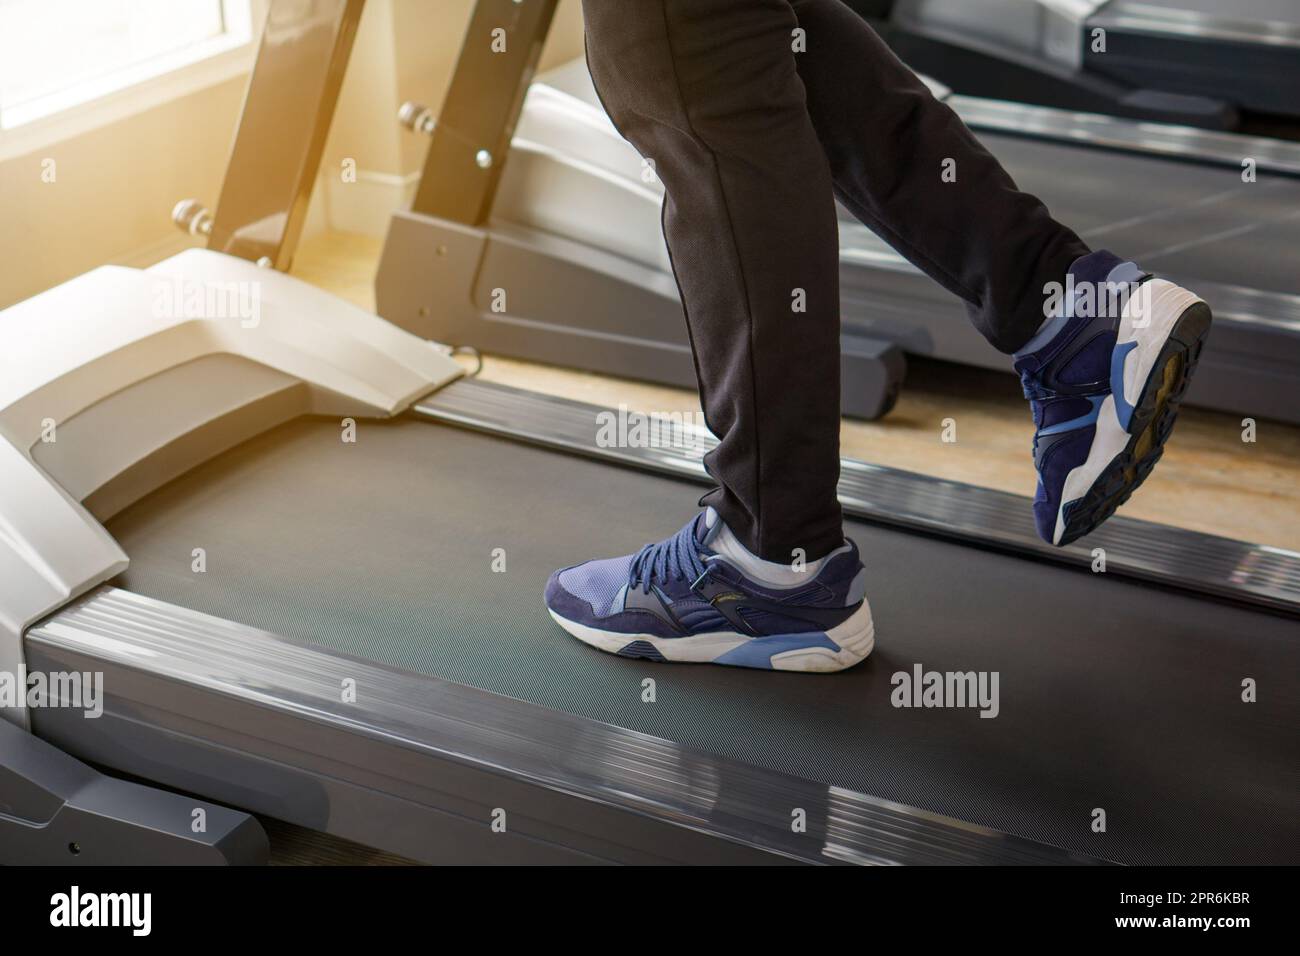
628, 516, 707, 592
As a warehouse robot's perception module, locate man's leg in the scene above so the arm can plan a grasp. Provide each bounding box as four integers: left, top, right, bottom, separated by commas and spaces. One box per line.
582, 0, 843, 563
789, 0, 1090, 353
785, 0, 1210, 549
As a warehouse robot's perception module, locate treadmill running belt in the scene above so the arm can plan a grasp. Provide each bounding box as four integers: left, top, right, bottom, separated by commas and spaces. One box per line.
106, 417, 1299, 865
898, 131, 1300, 297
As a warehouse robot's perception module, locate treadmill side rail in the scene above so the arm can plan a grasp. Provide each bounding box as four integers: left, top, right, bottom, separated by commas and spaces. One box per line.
892, 0, 1109, 70
0, 439, 127, 730
950, 95, 1300, 177
26, 586, 1101, 866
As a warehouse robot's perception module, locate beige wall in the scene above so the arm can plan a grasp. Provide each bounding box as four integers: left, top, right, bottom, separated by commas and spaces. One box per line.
0, 78, 243, 308
0, 0, 586, 309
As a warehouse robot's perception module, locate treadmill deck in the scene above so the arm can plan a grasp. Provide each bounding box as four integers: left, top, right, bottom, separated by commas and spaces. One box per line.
106, 416, 1299, 864
844, 129, 1300, 298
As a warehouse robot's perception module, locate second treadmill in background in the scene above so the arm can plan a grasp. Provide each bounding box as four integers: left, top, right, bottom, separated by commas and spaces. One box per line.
376, 12, 1300, 424
851, 0, 1300, 131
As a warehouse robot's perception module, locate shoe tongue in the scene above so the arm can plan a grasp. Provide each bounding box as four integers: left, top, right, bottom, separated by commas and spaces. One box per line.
1017, 249, 1137, 370
1068, 249, 1125, 287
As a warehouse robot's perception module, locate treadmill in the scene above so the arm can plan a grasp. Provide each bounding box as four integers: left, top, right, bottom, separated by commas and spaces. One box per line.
376, 1, 1300, 424
3, 0, 1298, 867
850, 0, 1300, 130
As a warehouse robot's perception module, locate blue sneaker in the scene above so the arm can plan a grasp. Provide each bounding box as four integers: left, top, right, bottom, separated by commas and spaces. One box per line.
1015, 250, 1212, 546
545, 513, 874, 673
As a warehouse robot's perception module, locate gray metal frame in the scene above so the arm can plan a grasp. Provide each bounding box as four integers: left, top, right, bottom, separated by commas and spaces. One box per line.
0, 716, 268, 865
1083, 0, 1300, 119
376, 211, 906, 420
1092, 0, 1300, 46
891, 0, 1109, 72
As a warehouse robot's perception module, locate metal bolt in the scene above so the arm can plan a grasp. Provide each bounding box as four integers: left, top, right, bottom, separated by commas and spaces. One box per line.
475, 149, 493, 169
398, 101, 436, 136
172, 198, 213, 236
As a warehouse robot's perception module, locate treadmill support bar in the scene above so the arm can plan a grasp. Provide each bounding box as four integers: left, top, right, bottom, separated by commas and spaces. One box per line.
411, 0, 560, 224
0, 716, 268, 865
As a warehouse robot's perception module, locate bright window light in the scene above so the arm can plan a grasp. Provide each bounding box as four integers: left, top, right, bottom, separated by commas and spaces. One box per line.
0, 0, 253, 130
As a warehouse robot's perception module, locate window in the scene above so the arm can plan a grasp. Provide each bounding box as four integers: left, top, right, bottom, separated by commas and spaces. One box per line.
0, 0, 253, 130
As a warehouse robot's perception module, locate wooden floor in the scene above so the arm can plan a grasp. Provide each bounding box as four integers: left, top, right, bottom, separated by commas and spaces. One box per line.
262, 818, 417, 866
292, 231, 1300, 551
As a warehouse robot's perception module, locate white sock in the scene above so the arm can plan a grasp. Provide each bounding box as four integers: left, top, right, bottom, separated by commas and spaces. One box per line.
703, 508, 848, 588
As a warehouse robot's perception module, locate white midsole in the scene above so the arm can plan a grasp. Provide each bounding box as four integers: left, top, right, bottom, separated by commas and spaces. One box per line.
1052, 280, 1203, 543
550, 599, 875, 673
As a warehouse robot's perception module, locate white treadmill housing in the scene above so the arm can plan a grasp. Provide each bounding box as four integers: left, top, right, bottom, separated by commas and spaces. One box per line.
0, 249, 462, 726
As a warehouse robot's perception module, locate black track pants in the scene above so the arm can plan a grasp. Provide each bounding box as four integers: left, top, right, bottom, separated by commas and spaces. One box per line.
582, 0, 1090, 561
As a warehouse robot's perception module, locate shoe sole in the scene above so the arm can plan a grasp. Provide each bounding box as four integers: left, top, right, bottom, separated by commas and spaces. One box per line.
549, 601, 875, 673
1053, 280, 1212, 546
